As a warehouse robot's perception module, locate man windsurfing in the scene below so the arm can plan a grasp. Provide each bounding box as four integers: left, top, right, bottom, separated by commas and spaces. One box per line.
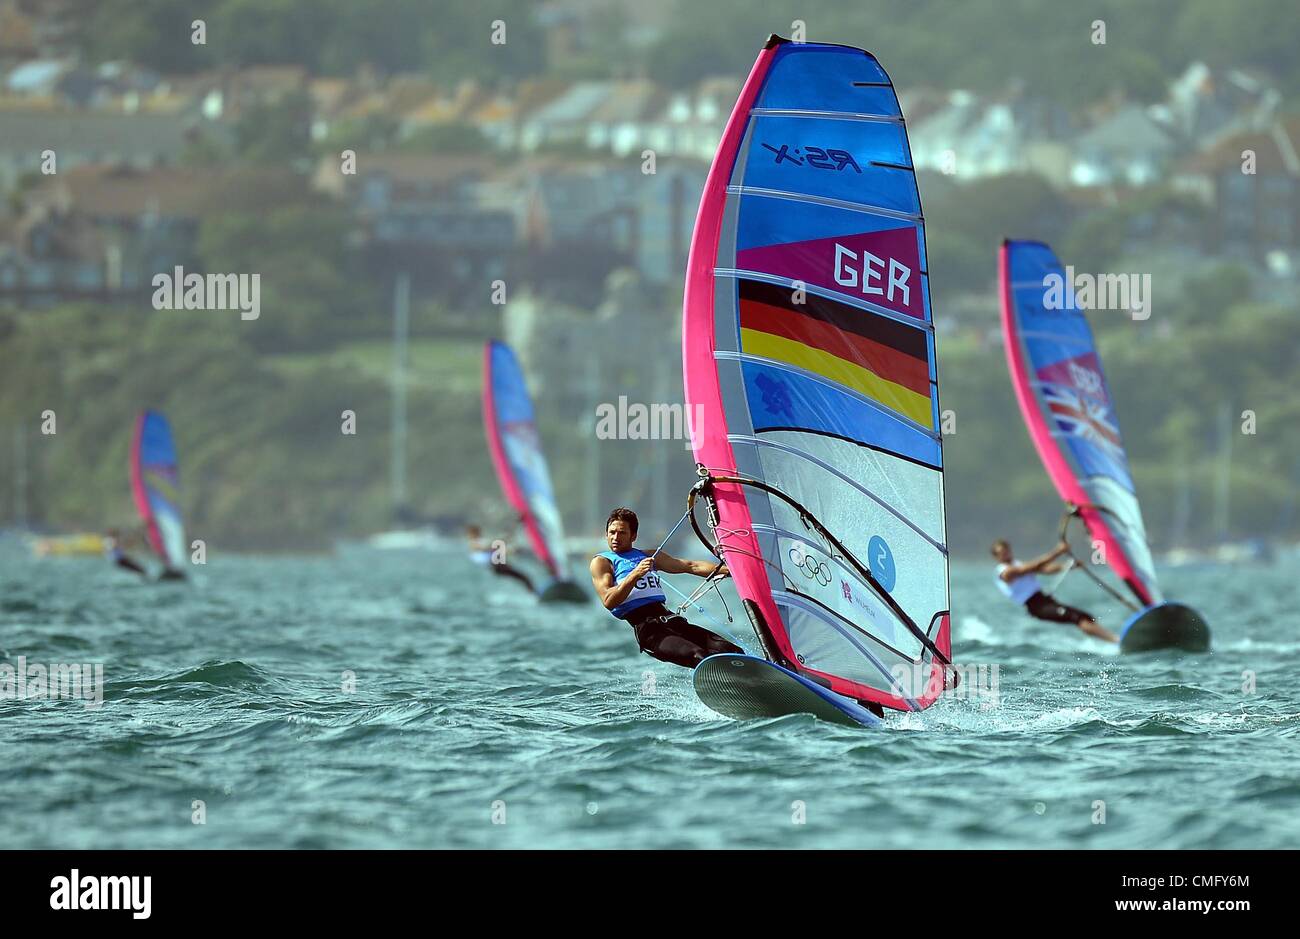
590, 507, 743, 668
465, 524, 536, 595
991, 538, 1117, 642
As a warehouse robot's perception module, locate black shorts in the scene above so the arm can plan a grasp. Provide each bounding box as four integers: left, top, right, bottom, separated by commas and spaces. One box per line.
1024, 591, 1092, 626
624, 603, 740, 656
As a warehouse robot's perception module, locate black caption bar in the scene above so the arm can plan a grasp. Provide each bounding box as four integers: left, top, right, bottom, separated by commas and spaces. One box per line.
0, 850, 1273, 925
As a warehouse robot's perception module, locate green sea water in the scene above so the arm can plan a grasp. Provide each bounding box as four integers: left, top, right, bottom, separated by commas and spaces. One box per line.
1, 539, 1296, 849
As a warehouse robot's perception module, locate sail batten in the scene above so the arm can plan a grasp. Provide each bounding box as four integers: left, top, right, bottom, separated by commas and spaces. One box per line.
683, 37, 950, 713
749, 108, 907, 122
720, 355, 940, 438
724, 186, 925, 222
733, 437, 948, 549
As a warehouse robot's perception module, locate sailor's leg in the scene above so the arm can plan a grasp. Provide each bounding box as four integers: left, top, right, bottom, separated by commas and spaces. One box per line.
1051, 599, 1118, 642
633, 615, 716, 668
1078, 616, 1118, 643
661, 616, 743, 658
700, 629, 743, 656
1025, 593, 1079, 625
668, 617, 742, 656
1029, 594, 1118, 643
116, 555, 147, 576
642, 635, 709, 668
492, 562, 536, 594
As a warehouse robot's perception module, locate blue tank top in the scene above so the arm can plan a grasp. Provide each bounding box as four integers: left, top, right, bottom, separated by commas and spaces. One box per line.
596, 549, 666, 619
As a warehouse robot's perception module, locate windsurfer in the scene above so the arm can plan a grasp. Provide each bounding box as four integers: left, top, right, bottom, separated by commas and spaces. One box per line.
104, 529, 146, 577
991, 538, 1117, 642
590, 507, 742, 668
465, 524, 536, 594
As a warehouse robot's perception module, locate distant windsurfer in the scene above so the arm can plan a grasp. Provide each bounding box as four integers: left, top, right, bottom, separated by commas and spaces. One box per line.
591, 507, 743, 668
465, 524, 536, 594
104, 529, 146, 577
991, 538, 1117, 642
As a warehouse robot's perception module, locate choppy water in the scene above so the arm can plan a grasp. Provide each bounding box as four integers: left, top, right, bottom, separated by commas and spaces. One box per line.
2, 539, 1297, 849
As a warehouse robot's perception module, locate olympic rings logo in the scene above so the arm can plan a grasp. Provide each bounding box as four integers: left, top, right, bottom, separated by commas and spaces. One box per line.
787, 544, 832, 587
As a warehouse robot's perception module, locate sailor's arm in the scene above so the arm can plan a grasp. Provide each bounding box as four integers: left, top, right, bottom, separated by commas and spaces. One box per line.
653, 551, 726, 578
999, 543, 1065, 580
1044, 540, 1073, 567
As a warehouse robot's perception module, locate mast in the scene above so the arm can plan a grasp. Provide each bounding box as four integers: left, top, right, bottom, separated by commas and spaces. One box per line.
1279, 453, 1300, 537
1168, 458, 1191, 550
13, 424, 27, 529
585, 352, 601, 539
651, 340, 668, 543
1213, 401, 1232, 544
391, 272, 410, 523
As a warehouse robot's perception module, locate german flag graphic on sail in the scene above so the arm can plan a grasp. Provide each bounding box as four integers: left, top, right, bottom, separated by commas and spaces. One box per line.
737, 279, 932, 428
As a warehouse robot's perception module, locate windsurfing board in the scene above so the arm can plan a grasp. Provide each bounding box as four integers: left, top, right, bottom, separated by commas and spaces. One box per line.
693, 654, 881, 727
1119, 602, 1211, 654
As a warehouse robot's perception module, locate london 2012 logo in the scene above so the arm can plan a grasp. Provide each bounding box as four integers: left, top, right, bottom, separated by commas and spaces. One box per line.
761, 143, 862, 173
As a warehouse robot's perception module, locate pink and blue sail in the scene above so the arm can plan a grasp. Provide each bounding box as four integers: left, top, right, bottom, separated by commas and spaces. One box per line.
999, 239, 1161, 608
130, 410, 186, 569
683, 36, 951, 713
482, 340, 571, 585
